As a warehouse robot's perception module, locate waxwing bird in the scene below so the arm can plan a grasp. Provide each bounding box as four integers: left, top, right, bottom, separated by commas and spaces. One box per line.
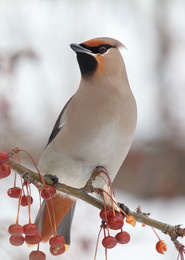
35, 37, 137, 247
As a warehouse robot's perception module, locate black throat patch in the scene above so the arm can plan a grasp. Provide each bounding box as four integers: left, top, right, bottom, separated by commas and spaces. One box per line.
77, 52, 98, 77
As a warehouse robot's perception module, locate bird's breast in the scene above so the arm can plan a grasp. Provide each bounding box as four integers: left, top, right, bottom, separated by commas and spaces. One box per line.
38, 87, 136, 189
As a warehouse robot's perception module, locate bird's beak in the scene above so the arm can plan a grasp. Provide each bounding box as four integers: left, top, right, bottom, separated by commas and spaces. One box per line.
70, 43, 92, 54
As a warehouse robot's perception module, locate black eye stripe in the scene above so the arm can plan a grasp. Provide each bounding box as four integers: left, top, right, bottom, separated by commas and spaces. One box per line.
80, 44, 113, 54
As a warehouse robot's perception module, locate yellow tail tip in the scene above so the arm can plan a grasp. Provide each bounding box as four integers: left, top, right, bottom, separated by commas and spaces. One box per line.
65, 244, 70, 251
26, 242, 36, 247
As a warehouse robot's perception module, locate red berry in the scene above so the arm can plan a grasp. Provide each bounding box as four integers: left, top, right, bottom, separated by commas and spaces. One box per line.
41, 186, 56, 200
99, 209, 113, 221
107, 213, 124, 230
0, 152, 9, 164
23, 223, 37, 236
115, 231, 130, 244
102, 236, 117, 249
0, 164, 11, 179
49, 235, 65, 248
29, 250, 46, 260
9, 235, 24, 246
21, 195, 33, 206
8, 224, 23, 236
25, 232, 42, 244
7, 187, 21, 198
50, 245, 65, 256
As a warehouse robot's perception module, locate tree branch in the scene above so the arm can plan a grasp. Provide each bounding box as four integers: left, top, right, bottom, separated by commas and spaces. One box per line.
8, 159, 185, 254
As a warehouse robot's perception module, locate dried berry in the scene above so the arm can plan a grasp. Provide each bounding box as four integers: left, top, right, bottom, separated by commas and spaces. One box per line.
9, 235, 24, 246
0, 152, 9, 164
50, 245, 65, 256
49, 235, 65, 248
25, 232, 42, 244
115, 231, 130, 244
126, 216, 136, 227
156, 240, 167, 254
102, 236, 117, 249
99, 209, 113, 221
8, 224, 23, 236
29, 250, 46, 260
107, 213, 124, 230
7, 187, 21, 198
0, 165, 11, 179
21, 195, 33, 206
23, 223, 37, 236
41, 186, 56, 200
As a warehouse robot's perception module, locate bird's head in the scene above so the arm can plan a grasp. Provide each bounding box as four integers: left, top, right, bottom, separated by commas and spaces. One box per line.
70, 37, 126, 80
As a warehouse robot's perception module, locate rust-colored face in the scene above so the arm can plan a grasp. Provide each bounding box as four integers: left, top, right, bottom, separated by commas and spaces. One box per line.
71, 39, 114, 78
71, 37, 124, 78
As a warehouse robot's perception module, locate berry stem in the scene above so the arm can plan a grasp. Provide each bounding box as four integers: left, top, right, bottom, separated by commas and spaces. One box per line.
98, 167, 115, 197
96, 167, 116, 217
16, 151, 20, 164
94, 226, 103, 260
13, 172, 17, 188
12, 149, 20, 188
38, 191, 42, 234
105, 248, 108, 260
98, 168, 116, 215
16, 185, 23, 224
16, 148, 46, 187
100, 192, 110, 236
152, 227, 161, 241
103, 225, 106, 238
103, 227, 108, 260
25, 183, 32, 224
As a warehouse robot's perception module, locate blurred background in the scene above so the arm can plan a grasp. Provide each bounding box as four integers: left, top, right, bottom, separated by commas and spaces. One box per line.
0, 0, 185, 259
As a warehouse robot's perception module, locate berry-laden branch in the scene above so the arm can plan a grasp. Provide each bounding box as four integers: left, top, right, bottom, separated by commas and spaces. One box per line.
7, 158, 185, 255
8, 159, 103, 209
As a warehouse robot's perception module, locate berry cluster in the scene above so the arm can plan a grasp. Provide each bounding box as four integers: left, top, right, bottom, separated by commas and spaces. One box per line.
0, 151, 65, 259
99, 208, 130, 249
92, 167, 136, 259
8, 223, 42, 246
7, 179, 45, 259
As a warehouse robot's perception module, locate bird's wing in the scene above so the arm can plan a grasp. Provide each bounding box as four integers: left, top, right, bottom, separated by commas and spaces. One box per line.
46, 96, 73, 146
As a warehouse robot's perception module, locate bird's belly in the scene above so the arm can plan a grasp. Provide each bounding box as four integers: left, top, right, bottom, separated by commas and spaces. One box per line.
38, 122, 132, 189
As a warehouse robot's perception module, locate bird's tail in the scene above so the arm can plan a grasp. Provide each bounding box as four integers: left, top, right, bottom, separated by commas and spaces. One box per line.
35, 194, 76, 246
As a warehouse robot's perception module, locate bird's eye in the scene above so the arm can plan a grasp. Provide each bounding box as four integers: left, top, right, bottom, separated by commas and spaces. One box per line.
98, 46, 107, 54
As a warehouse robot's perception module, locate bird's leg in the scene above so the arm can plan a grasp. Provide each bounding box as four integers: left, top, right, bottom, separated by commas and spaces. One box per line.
82, 166, 103, 193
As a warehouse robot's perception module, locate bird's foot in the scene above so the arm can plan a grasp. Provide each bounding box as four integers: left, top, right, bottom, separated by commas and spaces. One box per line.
45, 174, 59, 188
118, 203, 130, 217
